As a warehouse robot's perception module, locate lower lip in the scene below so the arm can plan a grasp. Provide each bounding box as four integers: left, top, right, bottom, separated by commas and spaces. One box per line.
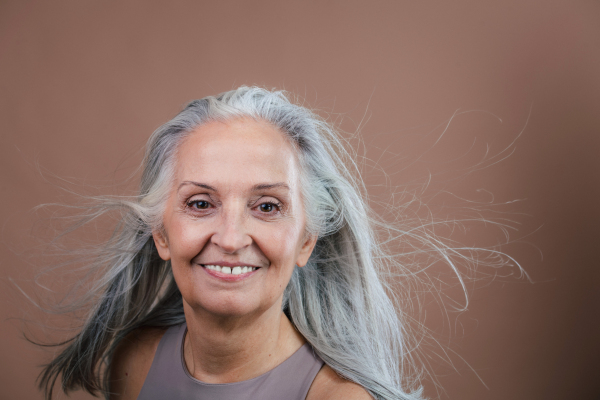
200, 265, 260, 282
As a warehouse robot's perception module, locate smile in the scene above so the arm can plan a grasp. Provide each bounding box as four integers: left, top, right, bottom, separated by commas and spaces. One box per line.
202, 265, 259, 275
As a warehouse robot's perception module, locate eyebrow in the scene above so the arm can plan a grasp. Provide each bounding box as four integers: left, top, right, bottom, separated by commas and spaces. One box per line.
251, 182, 290, 191
178, 181, 290, 192
178, 181, 217, 192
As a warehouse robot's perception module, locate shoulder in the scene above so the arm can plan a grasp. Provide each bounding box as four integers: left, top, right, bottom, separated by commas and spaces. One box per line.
109, 326, 167, 400
306, 364, 373, 400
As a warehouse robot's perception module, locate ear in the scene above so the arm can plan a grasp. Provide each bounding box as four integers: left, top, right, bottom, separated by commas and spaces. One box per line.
152, 229, 171, 261
295, 233, 318, 268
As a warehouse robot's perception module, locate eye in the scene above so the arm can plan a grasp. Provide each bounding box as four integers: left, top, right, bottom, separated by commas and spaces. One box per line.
257, 202, 279, 213
188, 200, 211, 210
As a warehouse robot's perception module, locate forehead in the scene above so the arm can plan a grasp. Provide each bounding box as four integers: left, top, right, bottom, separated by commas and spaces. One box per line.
174, 118, 300, 189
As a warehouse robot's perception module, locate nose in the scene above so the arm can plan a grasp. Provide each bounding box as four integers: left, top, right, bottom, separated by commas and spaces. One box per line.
210, 205, 252, 254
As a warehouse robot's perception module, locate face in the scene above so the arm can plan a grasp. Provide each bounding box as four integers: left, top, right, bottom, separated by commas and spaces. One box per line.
153, 118, 316, 319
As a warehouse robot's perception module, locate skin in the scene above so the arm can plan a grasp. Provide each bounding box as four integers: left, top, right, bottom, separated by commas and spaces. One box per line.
110, 118, 371, 399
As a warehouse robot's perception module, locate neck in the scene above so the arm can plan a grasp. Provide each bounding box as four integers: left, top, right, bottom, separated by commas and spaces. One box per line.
181, 299, 305, 383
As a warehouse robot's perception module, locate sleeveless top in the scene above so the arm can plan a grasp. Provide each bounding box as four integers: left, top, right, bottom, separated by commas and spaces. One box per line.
137, 323, 324, 400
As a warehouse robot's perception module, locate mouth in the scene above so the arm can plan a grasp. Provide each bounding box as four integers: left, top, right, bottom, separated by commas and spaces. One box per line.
200, 264, 259, 276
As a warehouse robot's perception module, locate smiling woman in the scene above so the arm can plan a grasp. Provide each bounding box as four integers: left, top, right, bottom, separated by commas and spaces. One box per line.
39, 87, 452, 400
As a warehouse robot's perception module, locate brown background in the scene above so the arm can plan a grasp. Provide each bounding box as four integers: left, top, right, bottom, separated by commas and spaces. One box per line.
1, 1, 599, 399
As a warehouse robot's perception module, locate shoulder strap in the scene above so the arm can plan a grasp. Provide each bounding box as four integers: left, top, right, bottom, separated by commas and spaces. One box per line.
253, 342, 325, 400
136, 323, 188, 400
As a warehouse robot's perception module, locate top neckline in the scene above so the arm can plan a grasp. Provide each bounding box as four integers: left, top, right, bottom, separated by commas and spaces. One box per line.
178, 322, 312, 386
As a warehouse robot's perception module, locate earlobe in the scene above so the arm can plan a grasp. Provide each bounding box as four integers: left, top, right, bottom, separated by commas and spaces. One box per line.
296, 234, 318, 268
152, 230, 171, 261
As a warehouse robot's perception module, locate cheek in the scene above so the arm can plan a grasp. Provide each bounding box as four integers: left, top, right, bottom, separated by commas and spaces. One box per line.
168, 218, 210, 262
257, 222, 304, 264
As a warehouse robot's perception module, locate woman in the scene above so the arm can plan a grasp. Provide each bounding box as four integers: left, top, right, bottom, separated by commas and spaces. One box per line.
39, 87, 426, 400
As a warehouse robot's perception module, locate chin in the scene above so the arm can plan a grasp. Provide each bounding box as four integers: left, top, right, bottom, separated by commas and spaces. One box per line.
184, 293, 271, 319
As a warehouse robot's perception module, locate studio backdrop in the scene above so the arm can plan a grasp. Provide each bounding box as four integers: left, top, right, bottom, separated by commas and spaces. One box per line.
1, 1, 599, 399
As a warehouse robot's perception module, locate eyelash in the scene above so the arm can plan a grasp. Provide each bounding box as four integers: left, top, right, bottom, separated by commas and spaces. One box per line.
255, 201, 282, 214
187, 200, 211, 210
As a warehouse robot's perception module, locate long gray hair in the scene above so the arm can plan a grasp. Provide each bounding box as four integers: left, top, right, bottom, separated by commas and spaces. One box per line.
39, 86, 513, 400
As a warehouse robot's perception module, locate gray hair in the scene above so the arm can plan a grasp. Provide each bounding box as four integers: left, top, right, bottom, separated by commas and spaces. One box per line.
39, 87, 519, 399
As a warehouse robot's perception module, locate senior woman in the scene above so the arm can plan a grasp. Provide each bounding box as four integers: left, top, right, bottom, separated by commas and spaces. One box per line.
39, 87, 423, 400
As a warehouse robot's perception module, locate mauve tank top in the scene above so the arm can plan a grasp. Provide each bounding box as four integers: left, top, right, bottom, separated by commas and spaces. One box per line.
136, 323, 324, 400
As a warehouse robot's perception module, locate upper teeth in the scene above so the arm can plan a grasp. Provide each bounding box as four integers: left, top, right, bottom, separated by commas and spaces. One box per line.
204, 265, 256, 275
